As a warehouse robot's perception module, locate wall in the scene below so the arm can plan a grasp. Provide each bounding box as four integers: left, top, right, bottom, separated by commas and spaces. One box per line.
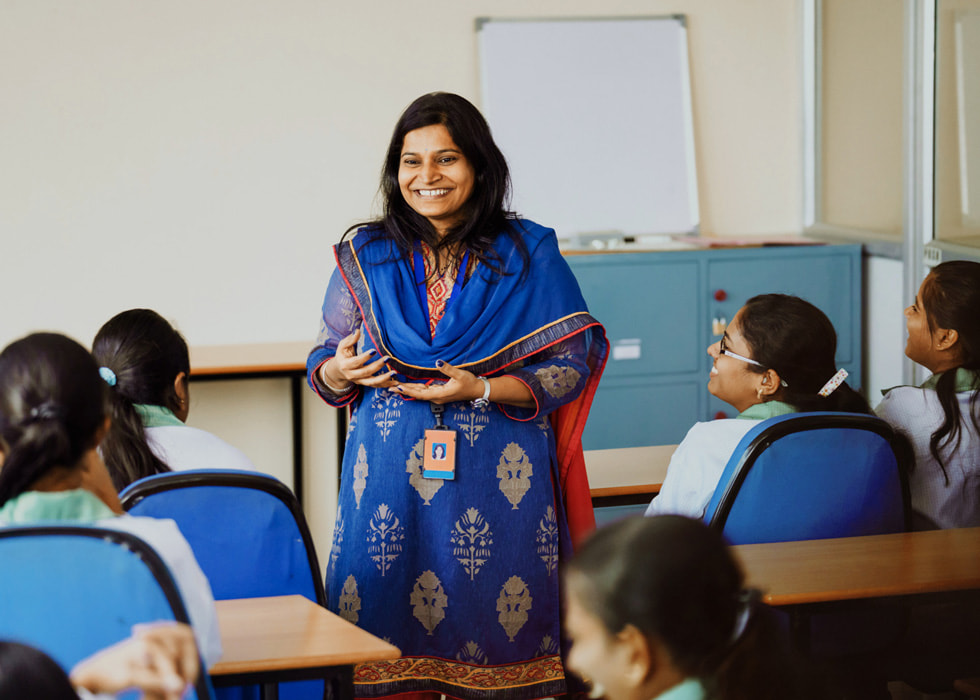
3, 0, 809, 557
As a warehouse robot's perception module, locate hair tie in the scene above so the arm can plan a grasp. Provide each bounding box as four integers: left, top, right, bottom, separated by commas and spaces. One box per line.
730, 588, 760, 645
817, 368, 848, 397
99, 367, 117, 387
25, 403, 62, 425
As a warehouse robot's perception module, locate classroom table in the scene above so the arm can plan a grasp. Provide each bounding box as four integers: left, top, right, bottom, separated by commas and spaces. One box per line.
584, 444, 674, 504
189, 342, 318, 504
210, 594, 401, 700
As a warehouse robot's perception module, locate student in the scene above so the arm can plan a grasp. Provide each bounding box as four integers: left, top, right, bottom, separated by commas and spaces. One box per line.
875, 260, 980, 529
564, 515, 825, 700
647, 294, 871, 519
92, 308, 256, 491
0, 332, 221, 668
0, 623, 199, 700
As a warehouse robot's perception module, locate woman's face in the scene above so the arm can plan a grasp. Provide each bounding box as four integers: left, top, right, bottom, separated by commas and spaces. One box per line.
706, 308, 766, 413
398, 124, 475, 237
565, 584, 640, 700
903, 276, 958, 372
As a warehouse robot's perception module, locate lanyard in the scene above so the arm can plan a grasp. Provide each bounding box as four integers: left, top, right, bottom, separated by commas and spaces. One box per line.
413, 246, 470, 332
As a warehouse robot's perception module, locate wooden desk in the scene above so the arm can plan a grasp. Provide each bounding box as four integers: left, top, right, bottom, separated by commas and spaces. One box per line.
735, 527, 980, 607
189, 342, 315, 504
211, 595, 400, 700
585, 444, 675, 502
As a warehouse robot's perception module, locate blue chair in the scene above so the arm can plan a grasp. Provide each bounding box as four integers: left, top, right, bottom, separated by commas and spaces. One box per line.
0, 524, 214, 700
120, 469, 326, 700
703, 412, 912, 661
705, 412, 911, 544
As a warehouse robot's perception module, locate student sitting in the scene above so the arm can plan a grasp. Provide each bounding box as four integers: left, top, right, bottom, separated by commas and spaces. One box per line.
0, 332, 221, 667
875, 260, 980, 530
92, 308, 256, 491
647, 294, 870, 519
564, 515, 826, 700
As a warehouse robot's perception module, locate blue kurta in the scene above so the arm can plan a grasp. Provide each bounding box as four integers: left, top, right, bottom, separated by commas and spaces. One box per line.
307, 220, 607, 699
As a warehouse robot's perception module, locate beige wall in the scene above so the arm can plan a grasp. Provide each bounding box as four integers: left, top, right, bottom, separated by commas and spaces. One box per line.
2, 0, 806, 557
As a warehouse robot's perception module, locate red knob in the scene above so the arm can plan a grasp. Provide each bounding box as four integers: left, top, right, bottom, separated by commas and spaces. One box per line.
713, 289, 728, 302
714, 411, 728, 420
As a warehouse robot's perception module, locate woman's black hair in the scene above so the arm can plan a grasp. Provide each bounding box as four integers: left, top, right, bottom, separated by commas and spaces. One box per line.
565, 516, 826, 700
0, 641, 81, 700
737, 294, 871, 414
0, 333, 107, 509
345, 92, 530, 280
92, 309, 189, 490
919, 261, 980, 481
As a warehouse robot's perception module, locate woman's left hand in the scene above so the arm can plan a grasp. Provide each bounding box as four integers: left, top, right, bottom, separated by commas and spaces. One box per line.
392, 360, 482, 405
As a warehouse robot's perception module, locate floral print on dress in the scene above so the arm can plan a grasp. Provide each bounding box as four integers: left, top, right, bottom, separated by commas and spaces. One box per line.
329, 505, 344, 570
451, 508, 493, 581
367, 503, 404, 576
372, 389, 402, 442
338, 574, 361, 624
535, 365, 581, 399
497, 442, 532, 509
535, 506, 559, 576
411, 570, 448, 636
456, 641, 488, 665
453, 402, 491, 447
353, 444, 369, 508
406, 438, 443, 505
496, 576, 532, 642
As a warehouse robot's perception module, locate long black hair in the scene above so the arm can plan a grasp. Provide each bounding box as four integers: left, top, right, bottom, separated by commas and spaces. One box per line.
919, 261, 980, 479
565, 516, 825, 700
737, 294, 871, 414
92, 309, 189, 490
0, 333, 108, 508
346, 92, 529, 279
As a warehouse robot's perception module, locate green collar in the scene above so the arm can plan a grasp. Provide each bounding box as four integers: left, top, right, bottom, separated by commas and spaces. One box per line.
134, 404, 184, 428
737, 400, 797, 421
0, 489, 116, 524
881, 368, 980, 396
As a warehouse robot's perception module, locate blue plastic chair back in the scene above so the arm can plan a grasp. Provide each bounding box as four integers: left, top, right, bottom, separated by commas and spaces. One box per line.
704, 412, 911, 544
120, 470, 325, 700
0, 524, 214, 700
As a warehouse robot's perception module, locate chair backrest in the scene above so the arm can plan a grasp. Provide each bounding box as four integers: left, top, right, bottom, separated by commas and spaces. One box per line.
0, 524, 214, 700
120, 470, 325, 605
704, 412, 911, 544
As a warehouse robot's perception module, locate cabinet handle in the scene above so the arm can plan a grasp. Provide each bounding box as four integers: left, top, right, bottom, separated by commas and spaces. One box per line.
714, 410, 728, 420
713, 289, 728, 302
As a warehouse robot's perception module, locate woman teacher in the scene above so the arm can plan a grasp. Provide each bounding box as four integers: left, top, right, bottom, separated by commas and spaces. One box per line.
307, 92, 607, 700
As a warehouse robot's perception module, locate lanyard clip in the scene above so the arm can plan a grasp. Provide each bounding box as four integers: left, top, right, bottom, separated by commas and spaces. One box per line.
430, 402, 447, 429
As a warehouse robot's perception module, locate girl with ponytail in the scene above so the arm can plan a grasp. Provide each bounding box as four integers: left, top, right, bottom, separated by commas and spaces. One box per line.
0, 332, 221, 668
875, 260, 980, 529
564, 515, 824, 700
93, 308, 255, 491
648, 293, 871, 519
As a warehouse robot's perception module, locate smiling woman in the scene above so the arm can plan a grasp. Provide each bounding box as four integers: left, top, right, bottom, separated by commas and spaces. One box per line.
305, 92, 608, 700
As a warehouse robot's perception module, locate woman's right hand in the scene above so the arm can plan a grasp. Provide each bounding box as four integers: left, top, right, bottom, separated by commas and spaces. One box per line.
320, 328, 398, 390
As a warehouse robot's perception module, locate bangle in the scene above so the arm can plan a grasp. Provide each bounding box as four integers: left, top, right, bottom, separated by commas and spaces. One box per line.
320, 363, 355, 395
471, 377, 491, 408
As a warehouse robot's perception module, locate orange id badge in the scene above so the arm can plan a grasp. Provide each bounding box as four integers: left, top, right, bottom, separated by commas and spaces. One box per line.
423, 429, 457, 480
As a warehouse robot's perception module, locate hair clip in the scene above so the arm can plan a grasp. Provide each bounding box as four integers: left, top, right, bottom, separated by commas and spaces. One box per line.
27, 403, 61, 424
818, 368, 848, 397
99, 367, 117, 387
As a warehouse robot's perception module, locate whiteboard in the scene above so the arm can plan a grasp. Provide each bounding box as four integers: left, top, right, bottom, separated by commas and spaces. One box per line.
478, 16, 699, 238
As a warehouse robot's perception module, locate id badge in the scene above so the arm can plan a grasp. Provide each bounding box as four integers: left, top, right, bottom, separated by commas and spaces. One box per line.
423, 428, 457, 480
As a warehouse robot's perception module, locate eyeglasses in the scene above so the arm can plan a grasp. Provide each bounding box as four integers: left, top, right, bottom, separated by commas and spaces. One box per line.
718, 336, 789, 387
719, 335, 763, 367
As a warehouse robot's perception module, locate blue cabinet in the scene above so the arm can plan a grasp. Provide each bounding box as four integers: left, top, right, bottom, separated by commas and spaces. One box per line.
566, 244, 863, 449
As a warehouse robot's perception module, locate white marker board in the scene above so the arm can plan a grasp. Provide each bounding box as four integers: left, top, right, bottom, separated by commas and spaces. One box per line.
478, 16, 699, 238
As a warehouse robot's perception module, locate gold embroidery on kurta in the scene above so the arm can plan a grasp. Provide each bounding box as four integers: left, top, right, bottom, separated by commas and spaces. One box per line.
411, 570, 448, 635
372, 389, 402, 442
368, 503, 404, 576
338, 574, 361, 624
536, 506, 559, 576
406, 438, 443, 504
496, 575, 532, 642
450, 507, 493, 580
456, 640, 488, 664
497, 442, 532, 509
353, 444, 369, 508
535, 365, 581, 399
329, 504, 344, 569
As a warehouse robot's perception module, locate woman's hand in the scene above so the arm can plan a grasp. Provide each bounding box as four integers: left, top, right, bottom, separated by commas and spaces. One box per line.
393, 360, 535, 408
320, 328, 398, 391
392, 359, 483, 405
